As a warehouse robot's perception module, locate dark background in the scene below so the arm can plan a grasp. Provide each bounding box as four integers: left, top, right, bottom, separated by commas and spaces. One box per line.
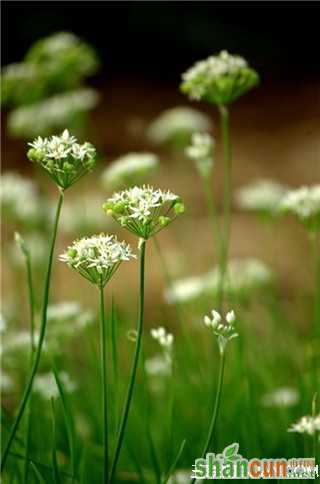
3, 1, 320, 81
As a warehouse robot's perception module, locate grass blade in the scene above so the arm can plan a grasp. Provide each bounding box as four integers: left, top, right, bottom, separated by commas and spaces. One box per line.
51, 398, 61, 484
162, 438, 186, 484
30, 462, 47, 484
53, 363, 77, 480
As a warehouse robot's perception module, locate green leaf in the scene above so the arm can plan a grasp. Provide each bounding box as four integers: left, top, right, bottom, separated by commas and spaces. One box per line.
51, 398, 61, 484
223, 443, 239, 459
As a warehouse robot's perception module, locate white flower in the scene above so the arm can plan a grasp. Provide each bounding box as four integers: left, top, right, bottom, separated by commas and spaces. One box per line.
279, 185, 320, 230
236, 179, 289, 215
288, 415, 320, 436
103, 185, 185, 239
9, 234, 47, 268
262, 387, 299, 408
186, 132, 215, 178
59, 234, 135, 287
0, 172, 43, 226
9, 89, 99, 139
151, 326, 174, 349
3, 331, 41, 354
181, 50, 259, 105
34, 372, 77, 400
168, 470, 191, 484
203, 309, 238, 354
102, 152, 159, 190
47, 301, 94, 334
60, 193, 108, 235
147, 106, 211, 146
27, 130, 97, 189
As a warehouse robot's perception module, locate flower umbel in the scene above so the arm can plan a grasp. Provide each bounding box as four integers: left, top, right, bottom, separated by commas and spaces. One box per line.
59, 234, 135, 287
103, 185, 185, 239
27, 129, 97, 189
181, 50, 259, 105
186, 132, 215, 178
204, 309, 238, 354
151, 326, 174, 350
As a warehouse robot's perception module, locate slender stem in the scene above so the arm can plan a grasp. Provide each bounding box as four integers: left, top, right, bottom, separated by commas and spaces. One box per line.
109, 239, 146, 482
99, 284, 109, 483
203, 175, 221, 257
1, 189, 64, 472
191, 351, 226, 484
217, 105, 232, 312
24, 251, 36, 484
311, 231, 320, 332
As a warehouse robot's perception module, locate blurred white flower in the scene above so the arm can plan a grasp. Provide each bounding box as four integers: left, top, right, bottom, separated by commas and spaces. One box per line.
60, 193, 108, 235
288, 414, 320, 436
47, 301, 94, 333
147, 106, 211, 146
204, 309, 238, 354
3, 331, 41, 354
186, 132, 215, 178
165, 258, 273, 304
9, 233, 48, 268
145, 354, 171, 377
101, 153, 159, 190
261, 387, 299, 408
34, 371, 77, 400
60, 234, 135, 287
9, 89, 99, 138
168, 470, 191, 484
279, 185, 320, 231
1, 372, 14, 393
236, 179, 289, 215
0, 172, 43, 226
151, 326, 174, 349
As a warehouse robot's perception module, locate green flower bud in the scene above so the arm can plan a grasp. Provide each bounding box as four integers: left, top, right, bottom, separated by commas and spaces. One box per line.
158, 216, 171, 227
67, 248, 77, 258
174, 202, 185, 215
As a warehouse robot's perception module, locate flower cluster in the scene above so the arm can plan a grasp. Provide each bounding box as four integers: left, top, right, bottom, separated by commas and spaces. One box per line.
9, 88, 98, 138
0, 172, 43, 227
185, 132, 215, 178
2, 63, 43, 106
59, 234, 135, 287
61, 193, 108, 236
101, 153, 159, 190
204, 309, 237, 354
236, 179, 289, 216
151, 326, 174, 349
147, 106, 211, 147
279, 185, 320, 231
27, 129, 97, 189
103, 185, 185, 239
288, 415, 320, 436
181, 50, 259, 105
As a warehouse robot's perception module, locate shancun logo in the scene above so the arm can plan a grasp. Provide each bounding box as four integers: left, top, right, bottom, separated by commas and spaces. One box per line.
191, 443, 318, 480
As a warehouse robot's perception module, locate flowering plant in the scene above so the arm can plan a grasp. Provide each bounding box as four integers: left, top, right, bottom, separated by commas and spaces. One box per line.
204, 309, 238, 354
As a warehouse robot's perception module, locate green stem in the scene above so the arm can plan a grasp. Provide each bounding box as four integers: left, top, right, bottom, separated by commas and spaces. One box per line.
109, 239, 146, 482
191, 351, 226, 484
311, 231, 320, 332
1, 189, 64, 473
99, 284, 109, 483
217, 105, 232, 312
203, 175, 221, 258
24, 251, 36, 484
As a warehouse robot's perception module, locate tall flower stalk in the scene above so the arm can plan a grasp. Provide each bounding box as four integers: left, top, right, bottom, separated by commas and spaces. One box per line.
60, 234, 135, 483
1, 130, 96, 473
14, 233, 36, 483
103, 185, 184, 481
191, 309, 238, 483
181, 50, 259, 310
